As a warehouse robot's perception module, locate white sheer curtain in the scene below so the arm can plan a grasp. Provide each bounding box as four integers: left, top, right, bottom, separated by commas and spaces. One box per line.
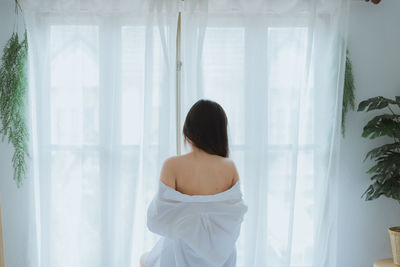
25, 1, 177, 266
181, 1, 348, 266
23, 0, 348, 266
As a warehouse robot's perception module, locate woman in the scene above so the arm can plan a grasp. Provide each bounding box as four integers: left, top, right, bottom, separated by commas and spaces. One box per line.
141, 99, 247, 267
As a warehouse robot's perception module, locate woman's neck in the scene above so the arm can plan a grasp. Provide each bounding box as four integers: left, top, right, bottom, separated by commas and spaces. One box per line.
189, 145, 207, 157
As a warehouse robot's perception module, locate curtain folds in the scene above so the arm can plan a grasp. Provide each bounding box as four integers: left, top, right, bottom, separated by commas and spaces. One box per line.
181, 2, 348, 266
25, 1, 177, 266
23, 0, 348, 266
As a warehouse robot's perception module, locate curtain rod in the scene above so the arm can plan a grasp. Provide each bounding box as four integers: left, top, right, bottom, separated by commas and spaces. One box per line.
176, 0, 184, 156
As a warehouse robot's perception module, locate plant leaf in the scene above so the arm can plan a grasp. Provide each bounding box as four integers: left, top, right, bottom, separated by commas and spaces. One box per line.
0, 30, 29, 187
366, 152, 400, 184
361, 114, 400, 139
364, 142, 400, 161
363, 179, 400, 201
357, 96, 397, 112
342, 50, 356, 137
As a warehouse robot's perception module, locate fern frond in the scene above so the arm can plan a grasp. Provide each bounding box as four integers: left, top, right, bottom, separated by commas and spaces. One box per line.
0, 30, 29, 187
342, 49, 356, 137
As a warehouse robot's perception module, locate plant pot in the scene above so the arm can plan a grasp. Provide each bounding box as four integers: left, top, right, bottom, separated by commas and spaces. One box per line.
389, 227, 400, 265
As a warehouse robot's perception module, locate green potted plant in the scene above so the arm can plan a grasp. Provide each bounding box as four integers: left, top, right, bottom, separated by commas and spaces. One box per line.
358, 96, 400, 263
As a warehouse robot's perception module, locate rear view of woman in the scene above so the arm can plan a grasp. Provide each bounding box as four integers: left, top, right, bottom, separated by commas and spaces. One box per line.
141, 99, 247, 267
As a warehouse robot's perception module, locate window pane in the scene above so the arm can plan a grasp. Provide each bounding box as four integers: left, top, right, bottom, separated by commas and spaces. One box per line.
267, 27, 308, 145
121, 26, 165, 145
202, 27, 245, 145
121, 26, 145, 145
50, 150, 101, 267
50, 26, 99, 145
291, 150, 314, 264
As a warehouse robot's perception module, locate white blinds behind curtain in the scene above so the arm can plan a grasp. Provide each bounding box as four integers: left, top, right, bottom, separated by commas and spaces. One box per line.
23, 0, 348, 266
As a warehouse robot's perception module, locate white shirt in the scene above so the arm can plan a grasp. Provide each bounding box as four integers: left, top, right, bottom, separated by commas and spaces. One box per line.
145, 180, 247, 267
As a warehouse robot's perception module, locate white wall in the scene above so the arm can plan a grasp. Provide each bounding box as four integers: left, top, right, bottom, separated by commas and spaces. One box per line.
338, 0, 400, 266
0, 1, 30, 267
0, 0, 400, 266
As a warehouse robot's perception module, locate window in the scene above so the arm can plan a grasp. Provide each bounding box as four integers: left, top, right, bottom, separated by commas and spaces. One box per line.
196, 25, 315, 266
33, 11, 337, 266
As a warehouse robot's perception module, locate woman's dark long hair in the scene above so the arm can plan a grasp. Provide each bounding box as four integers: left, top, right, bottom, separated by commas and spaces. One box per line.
183, 99, 229, 158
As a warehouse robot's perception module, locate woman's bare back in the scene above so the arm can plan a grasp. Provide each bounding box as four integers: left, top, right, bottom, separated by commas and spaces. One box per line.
160, 148, 239, 196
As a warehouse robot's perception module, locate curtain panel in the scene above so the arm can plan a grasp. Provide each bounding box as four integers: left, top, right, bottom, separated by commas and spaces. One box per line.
23, 0, 349, 266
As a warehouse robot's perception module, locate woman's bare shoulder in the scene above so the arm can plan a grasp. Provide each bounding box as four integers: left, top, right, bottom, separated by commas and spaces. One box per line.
208, 156, 240, 184
160, 156, 180, 189
222, 158, 239, 183
159, 155, 192, 182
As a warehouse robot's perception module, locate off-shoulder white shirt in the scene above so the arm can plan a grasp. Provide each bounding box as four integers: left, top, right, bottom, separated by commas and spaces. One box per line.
145, 180, 247, 267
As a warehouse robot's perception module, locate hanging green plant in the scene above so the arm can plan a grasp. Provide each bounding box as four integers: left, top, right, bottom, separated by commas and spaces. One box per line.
0, 0, 29, 187
342, 49, 356, 137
